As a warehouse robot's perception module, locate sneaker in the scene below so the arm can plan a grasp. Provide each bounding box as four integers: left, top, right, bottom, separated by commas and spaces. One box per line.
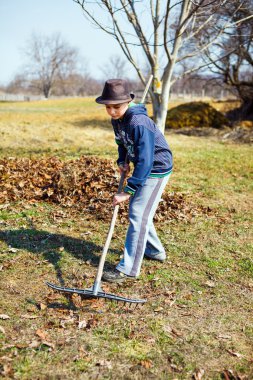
102, 269, 128, 283
144, 253, 166, 262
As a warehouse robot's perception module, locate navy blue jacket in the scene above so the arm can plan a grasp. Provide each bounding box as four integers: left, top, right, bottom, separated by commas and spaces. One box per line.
112, 104, 173, 195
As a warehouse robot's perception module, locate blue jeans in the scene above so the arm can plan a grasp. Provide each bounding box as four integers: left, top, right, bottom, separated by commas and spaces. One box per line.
116, 174, 171, 277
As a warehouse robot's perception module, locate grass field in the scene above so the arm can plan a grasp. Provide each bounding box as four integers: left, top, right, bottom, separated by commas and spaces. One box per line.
0, 98, 252, 379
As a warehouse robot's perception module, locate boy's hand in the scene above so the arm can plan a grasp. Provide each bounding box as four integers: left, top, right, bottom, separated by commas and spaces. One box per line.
113, 192, 131, 206
118, 163, 130, 176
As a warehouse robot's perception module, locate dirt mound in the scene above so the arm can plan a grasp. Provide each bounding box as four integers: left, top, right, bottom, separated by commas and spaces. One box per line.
0, 156, 213, 222
165, 101, 229, 129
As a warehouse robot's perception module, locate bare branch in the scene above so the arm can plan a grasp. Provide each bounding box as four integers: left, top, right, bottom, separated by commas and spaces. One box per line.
225, 13, 253, 28
172, 46, 241, 84
163, 0, 172, 62
122, 0, 155, 66
73, 0, 116, 37
154, 0, 160, 58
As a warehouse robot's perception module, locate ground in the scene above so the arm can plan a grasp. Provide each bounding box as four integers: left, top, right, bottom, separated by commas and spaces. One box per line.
0, 98, 252, 380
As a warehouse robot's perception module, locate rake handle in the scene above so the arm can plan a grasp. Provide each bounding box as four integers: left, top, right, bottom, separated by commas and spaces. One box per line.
140, 74, 153, 104
92, 171, 125, 294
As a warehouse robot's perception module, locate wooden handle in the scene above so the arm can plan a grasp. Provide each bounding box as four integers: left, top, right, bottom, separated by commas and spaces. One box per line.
140, 75, 153, 104
117, 170, 126, 193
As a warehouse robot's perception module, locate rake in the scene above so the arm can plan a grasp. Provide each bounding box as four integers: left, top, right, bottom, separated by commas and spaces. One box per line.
46, 75, 153, 304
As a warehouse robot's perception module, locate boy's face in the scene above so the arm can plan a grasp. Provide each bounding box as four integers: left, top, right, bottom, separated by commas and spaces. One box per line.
105, 102, 129, 120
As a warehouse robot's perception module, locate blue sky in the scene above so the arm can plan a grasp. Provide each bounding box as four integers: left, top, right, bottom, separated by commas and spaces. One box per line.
0, 0, 135, 85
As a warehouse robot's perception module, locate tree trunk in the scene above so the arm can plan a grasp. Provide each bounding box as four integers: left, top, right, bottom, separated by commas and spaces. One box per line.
152, 76, 173, 133
241, 97, 253, 120
229, 82, 253, 120
43, 83, 51, 98
153, 98, 169, 133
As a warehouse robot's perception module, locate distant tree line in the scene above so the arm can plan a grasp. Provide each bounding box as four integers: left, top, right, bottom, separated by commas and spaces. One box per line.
1, 33, 101, 98
4, 71, 102, 98
1, 12, 252, 123
0, 31, 235, 100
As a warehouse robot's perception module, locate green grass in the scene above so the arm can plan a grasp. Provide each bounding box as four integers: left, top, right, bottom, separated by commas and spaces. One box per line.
0, 98, 252, 379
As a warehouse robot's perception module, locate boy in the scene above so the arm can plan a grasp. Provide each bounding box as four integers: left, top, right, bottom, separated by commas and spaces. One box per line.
95, 79, 173, 282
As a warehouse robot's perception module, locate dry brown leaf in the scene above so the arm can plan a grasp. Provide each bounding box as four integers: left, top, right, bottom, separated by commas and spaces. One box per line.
8, 247, 18, 253
204, 280, 216, 288
86, 317, 99, 329
226, 349, 243, 358
78, 320, 87, 329
0, 355, 13, 362
29, 340, 41, 348
0, 314, 10, 320
193, 368, 205, 380
140, 360, 153, 369
0, 325, 6, 334
163, 324, 173, 334
2, 344, 15, 350
15, 343, 29, 349
176, 304, 188, 309
170, 363, 182, 372
217, 334, 231, 340
26, 305, 38, 313
222, 369, 244, 380
72, 346, 91, 362
60, 317, 75, 329
21, 314, 39, 319
41, 340, 55, 349
36, 329, 49, 341
154, 307, 164, 312
171, 328, 183, 337
96, 360, 112, 369
0, 364, 13, 377
71, 293, 83, 307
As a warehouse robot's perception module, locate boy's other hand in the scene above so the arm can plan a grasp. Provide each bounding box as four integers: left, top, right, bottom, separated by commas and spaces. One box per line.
113, 192, 131, 206
118, 164, 130, 176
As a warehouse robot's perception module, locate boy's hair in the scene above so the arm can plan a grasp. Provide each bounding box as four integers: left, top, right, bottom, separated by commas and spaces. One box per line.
96, 79, 134, 105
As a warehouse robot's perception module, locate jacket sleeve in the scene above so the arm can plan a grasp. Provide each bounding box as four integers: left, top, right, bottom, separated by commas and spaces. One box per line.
124, 125, 154, 195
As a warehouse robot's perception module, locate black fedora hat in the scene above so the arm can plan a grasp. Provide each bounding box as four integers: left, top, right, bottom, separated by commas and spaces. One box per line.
96, 79, 135, 104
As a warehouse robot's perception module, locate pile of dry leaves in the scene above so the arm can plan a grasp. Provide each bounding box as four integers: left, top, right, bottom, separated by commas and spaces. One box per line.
0, 156, 212, 222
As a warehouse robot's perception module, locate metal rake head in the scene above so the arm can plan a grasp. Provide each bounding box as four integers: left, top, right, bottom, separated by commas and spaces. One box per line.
46, 282, 147, 305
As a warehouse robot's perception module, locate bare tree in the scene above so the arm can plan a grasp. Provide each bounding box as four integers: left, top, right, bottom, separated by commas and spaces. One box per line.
5, 74, 30, 95
23, 32, 79, 98
73, 0, 253, 132
204, 0, 253, 119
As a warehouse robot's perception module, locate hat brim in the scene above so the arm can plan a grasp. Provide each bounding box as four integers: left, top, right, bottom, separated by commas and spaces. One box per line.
95, 93, 135, 105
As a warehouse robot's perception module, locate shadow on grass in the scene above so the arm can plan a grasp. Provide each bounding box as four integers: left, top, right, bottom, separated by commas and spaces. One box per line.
0, 228, 120, 286
71, 118, 112, 130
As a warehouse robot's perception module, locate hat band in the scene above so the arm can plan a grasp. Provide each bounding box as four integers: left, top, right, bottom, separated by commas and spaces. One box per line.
96, 93, 134, 104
